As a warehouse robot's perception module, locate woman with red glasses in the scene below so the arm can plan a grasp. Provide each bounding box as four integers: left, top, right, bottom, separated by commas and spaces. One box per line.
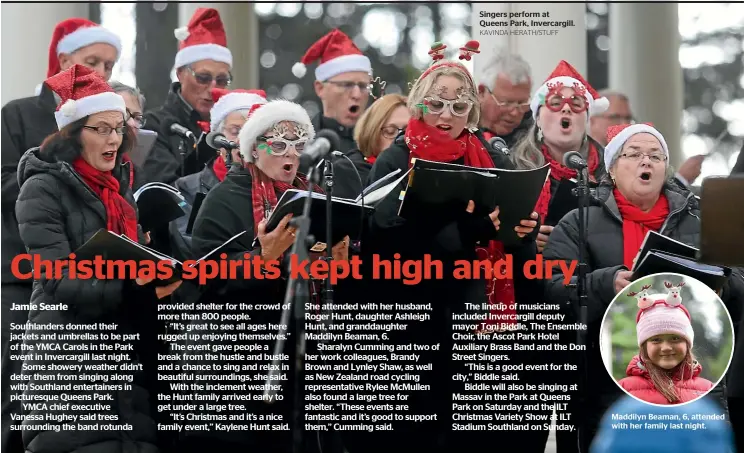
512, 61, 610, 252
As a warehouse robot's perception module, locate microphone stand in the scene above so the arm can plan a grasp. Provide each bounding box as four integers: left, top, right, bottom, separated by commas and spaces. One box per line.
572, 165, 591, 452
322, 155, 335, 323
263, 165, 319, 453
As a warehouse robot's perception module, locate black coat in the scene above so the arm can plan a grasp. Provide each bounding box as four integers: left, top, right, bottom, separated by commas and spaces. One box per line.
330, 148, 371, 199
482, 110, 533, 149
543, 182, 744, 403
353, 131, 543, 450
140, 82, 214, 186
1, 84, 58, 284
15, 148, 160, 453
298, 114, 358, 177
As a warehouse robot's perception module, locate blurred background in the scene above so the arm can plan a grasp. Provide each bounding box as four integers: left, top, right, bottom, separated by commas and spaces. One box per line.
1, 2, 743, 176
600, 273, 734, 384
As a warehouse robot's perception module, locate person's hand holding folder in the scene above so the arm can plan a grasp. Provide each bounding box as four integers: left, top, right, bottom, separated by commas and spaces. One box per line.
135, 276, 182, 299
462, 201, 539, 241
537, 225, 554, 253
257, 213, 296, 262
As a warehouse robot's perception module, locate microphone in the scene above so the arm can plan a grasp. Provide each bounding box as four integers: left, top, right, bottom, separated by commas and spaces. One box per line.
489, 136, 510, 155
299, 129, 341, 170
167, 120, 196, 142
563, 151, 587, 170
206, 131, 239, 150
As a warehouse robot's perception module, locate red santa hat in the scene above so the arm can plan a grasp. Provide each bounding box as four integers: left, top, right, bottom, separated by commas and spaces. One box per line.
530, 60, 609, 120
604, 122, 669, 170
292, 29, 372, 81
47, 18, 122, 78
44, 64, 126, 130
209, 88, 268, 132
174, 8, 233, 69
238, 100, 315, 163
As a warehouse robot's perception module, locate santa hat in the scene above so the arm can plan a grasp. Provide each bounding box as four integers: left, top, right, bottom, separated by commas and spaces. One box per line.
47, 18, 121, 79
530, 60, 609, 120
44, 64, 126, 130
174, 8, 232, 69
604, 122, 669, 170
633, 287, 694, 347
238, 100, 315, 163
210, 88, 267, 132
292, 29, 372, 81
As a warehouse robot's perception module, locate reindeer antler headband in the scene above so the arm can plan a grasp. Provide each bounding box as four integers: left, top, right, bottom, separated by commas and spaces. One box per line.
409, 39, 481, 90
627, 280, 690, 323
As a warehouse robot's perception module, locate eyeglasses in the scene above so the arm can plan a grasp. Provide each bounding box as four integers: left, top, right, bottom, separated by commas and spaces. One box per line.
325, 81, 371, 94
422, 96, 473, 117
257, 135, 307, 156
380, 125, 404, 139
544, 93, 587, 113
83, 125, 125, 136
487, 88, 530, 112
126, 110, 146, 128
187, 67, 232, 88
619, 152, 667, 164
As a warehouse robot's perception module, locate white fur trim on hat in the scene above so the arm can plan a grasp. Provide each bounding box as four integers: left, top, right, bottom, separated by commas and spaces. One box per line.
210, 93, 267, 131
238, 100, 315, 162
54, 91, 127, 130
57, 26, 122, 58
636, 304, 694, 347
315, 54, 372, 82
603, 123, 669, 171
530, 76, 596, 120
175, 43, 233, 69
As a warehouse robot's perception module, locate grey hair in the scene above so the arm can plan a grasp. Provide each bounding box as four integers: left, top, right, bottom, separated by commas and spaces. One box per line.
511, 122, 591, 170
591, 89, 630, 117
109, 81, 146, 111
216, 108, 251, 134
475, 49, 532, 90
408, 63, 480, 130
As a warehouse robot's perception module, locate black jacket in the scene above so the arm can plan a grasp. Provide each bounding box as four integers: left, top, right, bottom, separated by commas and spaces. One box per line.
330, 148, 371, 199
1, 84, 58, 284
168, 158, 223, 262
542, 182, 744, 400
482, 110, 533, 149
140, 82, 214, 185
298, 114, 358, 176
15, 148, 159, 453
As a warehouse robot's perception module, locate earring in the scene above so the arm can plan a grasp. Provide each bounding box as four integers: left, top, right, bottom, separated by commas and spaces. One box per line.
537, 128, 544, 142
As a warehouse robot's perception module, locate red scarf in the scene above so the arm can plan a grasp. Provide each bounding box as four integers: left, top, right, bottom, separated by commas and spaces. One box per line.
72, 157, 139, 241
248, 164, 324, 231
364, 155, 377, 165
213, 157, 228, 182
404, 119, 494, 169
536, 143, 601, 222
196, 121, 211, 133
404, 119, 515, 329
614, 188, 670, 269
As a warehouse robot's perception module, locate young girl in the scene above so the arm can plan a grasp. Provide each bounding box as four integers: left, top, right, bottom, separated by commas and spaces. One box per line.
619, 282, 714, 405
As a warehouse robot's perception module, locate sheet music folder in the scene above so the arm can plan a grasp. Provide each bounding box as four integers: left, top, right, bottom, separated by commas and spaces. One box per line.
398, 158, 550, 246
699, 176, 744, 267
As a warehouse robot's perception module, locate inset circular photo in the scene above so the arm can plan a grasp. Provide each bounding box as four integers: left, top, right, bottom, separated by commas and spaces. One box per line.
600, 272, 734, 406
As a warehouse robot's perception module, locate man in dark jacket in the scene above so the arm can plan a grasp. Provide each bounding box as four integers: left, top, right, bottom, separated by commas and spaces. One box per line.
0, 19, 120, 452
475, 49, 533, 149
141, 8, 233, 185
292, 29, 373, 165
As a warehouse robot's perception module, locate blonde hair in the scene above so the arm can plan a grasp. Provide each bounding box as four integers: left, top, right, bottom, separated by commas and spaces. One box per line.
407, 63, 480, 131
511, 123, 592, 170
639, 339, 698, 404
353, 93, 407, 158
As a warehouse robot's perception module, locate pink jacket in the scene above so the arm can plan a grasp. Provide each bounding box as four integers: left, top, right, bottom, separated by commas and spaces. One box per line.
618, 355, 713, 405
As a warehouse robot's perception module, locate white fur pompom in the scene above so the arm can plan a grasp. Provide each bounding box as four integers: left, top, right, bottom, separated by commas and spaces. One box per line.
174, 26, 190, 42
593, 96, 610, 115
60, 99, 77, 118
292, 62, 307, 79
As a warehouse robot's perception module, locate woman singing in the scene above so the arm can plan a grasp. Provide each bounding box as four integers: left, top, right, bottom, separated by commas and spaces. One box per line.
511, 60, 610, 252
15, 65, 179, 453
353, 40, 544, 452
183, 99, 350, 453
543, 122, 744, 451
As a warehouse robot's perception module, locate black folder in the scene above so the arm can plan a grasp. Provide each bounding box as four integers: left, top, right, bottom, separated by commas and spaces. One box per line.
262, 190, 375, 249
185, 192, 207, 235
134, 182, 188, 232
398, 159, 550, 246
699, 176, 744, 267
544, 178, 598, 226
73, 229, 247, 284
630, 231, 731, 291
